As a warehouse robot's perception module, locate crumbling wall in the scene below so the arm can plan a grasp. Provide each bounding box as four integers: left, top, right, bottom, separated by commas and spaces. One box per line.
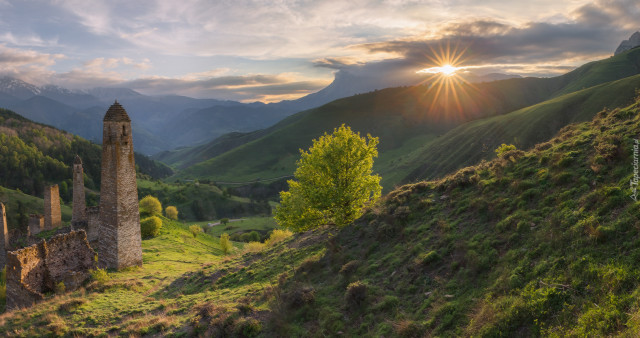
44, 185, 61, 230
86, 206, 100, 243
6, 230, 97, 310
6, 242, 47, 310
45, 231, 96, 290
28, 214, 44, 236
0, 202, 8, 268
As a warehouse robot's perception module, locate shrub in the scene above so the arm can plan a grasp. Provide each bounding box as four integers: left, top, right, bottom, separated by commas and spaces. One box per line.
139, 195, 162, 216
55, 281, 66, 294
220, 218, 230, 226
189, 225, 203, 238
495, 144, 517, 158
141, 216, 163, 238
265, 229, 293, 247
345, 281, 368, 308
90, 268, 110, 285
220, 233, 232, 255
243, 241, 265, 253
165, 206, 178, 220
340, 260, 360, 275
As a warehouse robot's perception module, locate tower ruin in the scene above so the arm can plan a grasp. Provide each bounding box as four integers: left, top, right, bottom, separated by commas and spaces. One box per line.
98, 101, 142, 269
71, 155, 87, 229
44, 185, 61, 230
0, 203, 8, 268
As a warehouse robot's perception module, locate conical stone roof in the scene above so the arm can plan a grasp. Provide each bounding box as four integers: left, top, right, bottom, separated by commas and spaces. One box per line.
74, 155, 82, 165
103, 100, 131, 122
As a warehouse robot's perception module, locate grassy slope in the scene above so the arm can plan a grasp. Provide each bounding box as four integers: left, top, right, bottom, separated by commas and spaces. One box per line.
0, 217, 324, 336
3, 101, 640, 336
406, 73, 640, 182
255, 100, 640, 336
170, 48, 640, 191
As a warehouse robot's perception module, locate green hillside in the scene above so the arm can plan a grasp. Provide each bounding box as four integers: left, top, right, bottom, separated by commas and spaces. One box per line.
4, 98, 639, 336
169, 48, 640, 192
262, 99, 640, 336
405, 73, 640, 182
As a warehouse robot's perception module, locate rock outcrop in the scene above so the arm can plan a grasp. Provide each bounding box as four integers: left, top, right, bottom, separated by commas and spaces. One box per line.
614, 31, 640, 55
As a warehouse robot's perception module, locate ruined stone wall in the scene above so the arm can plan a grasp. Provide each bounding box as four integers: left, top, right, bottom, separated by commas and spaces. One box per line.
6, 230, 96, 310
44, 185, 61, 230
86, 206, 100, 243
45, 231, 96, 290
71, 157, 86, 229
28, 214, 44, 236
6, 242, 47, 310
98, 110, 142, 270
0, 203, 8, 268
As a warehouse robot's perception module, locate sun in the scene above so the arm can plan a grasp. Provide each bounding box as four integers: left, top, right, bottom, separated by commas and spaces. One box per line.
418, 64, 460, 76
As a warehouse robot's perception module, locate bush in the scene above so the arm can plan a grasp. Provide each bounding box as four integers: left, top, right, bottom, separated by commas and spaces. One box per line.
90, 268, 110, 285
139, 195, 162, 216
165, 206, 178, 220
345, 281, 368, 308
220, 218, 229, 226
189, 225, 203, 238
141, 216, 163, 238
265, 229, 293, 247
495, 144, 517, 158
243, 241, 265, 253
220, 233, 232, 255
55, 281, 66, 294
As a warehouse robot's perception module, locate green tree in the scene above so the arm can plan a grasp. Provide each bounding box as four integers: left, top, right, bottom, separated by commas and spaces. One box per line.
275, 124, 382, 232
220, 233, 232, 255
165, 205, 179, 220
220, 218, 229, 226
139, 195, 162, 216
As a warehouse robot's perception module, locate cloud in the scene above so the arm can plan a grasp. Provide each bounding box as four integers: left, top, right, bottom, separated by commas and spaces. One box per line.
0, 44, 63, 83
119, 73, 330, 102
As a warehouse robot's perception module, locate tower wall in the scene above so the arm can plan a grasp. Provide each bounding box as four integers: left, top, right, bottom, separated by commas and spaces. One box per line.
28, 215, 44, 236
0, 203, 8, 268
98, 103, 142, 270
71, 157, 86, 229
44, 185, 61, 230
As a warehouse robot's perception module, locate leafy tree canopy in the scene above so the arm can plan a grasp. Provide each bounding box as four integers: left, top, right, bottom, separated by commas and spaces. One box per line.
275, 124, 381, 231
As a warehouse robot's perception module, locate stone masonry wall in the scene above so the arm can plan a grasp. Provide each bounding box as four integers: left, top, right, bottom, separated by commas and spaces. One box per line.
72, 157, 86, 229
6, 230, 96, 310
28, 214, 44, 236
86, 206, 100, 243
0, 202, 8, 268
99, 114, 142, 270
6, 242, 47, 310
44, 185, 61, 230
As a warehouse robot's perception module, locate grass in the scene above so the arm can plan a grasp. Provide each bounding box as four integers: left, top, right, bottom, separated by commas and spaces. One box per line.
3, 99, 640, 335
0, 214, 324, 336
0, 185, 72, 231
192, 216, 279, 238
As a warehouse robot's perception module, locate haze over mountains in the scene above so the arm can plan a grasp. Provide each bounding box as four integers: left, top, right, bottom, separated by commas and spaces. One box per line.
0, 65, 520, 156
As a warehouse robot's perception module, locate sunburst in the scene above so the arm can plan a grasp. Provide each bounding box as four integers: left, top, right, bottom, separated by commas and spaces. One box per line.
413, 41, 481, 121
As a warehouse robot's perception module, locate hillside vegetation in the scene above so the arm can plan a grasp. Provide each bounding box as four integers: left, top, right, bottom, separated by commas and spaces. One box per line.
168, 48, 640, 193
264, 99, 640, 336
3, 97, 639, 336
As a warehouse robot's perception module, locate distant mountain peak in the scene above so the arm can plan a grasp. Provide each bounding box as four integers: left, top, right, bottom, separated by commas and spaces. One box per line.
614, 31, 640, 55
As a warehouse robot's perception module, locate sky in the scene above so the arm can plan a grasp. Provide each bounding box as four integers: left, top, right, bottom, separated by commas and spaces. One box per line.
0, 0, 637, 102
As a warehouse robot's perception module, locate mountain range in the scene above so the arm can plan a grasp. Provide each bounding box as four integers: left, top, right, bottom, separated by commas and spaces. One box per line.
159, 46, 640, 194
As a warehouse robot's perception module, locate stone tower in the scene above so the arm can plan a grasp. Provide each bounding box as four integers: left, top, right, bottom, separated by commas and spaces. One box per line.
98, 101, 142, 269
71, 155, 87, 229
0, 203, 8, 268
44, 185, 61, 230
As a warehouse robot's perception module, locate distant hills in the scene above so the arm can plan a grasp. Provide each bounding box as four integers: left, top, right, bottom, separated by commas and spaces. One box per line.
163, 47, 640, 192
